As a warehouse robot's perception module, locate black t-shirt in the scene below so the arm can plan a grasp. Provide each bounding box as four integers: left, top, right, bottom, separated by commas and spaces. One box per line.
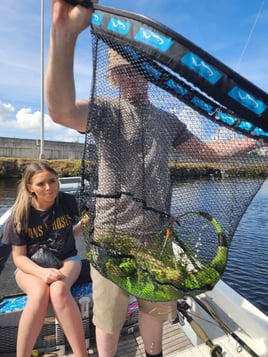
3, 192, 79, 260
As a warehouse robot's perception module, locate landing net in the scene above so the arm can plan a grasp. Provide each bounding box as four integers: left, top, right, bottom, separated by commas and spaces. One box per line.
79, 5, 268, 301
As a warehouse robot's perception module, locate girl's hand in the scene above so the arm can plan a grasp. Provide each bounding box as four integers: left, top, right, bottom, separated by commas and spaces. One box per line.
40, 267, 64, 284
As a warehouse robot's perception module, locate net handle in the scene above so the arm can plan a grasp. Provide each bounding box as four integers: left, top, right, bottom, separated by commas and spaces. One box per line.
63, 0, 93, 8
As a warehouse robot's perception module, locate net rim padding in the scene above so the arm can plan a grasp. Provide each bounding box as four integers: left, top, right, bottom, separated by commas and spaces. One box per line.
91, 4, 268, 141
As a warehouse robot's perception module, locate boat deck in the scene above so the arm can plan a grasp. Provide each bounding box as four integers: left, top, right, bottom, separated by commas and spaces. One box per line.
0, 295, 262, 357
62, 320, 257, 357
0, 322, 260, 357
63, 321, 192, 357
175, 336, 251, 357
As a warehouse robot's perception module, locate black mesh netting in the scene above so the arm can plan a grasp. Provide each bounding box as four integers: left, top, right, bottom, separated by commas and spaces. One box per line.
79, 33, 268, 302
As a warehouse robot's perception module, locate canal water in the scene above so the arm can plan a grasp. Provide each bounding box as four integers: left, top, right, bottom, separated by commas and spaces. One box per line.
0, 178, 268, 316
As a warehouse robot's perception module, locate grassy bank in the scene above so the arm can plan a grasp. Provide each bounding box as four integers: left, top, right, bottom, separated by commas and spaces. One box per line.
0, 158, 82, 179
1, 157, 267, 180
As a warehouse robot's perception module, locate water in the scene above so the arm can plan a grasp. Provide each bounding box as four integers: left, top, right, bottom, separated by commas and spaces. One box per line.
0, 178, 268, 316
0, 178, 18, 216
222, 181, 268, 316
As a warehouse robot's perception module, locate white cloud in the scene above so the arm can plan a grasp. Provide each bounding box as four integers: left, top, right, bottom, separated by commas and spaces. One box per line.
0, 106, 59, 132
0, 98, 85, 142
54, 128, 84, 143
175, 106, 241, 142
210, 127, 240, 142
175, 106, 204, 139
0, 102, 15, 119
16, 108, 57, 132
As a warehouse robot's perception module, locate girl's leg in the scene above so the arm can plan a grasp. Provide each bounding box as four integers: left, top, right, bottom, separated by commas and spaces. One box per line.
50, 259, 88, 357
15, 270, 50, 357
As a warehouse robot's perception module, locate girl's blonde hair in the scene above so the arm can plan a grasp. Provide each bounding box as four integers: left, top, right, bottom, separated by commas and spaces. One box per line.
9, 162, 58, 233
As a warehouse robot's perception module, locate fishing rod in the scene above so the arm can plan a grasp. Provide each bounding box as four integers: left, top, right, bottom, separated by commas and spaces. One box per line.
176, 300, 224, 357
193, 296, 260, 357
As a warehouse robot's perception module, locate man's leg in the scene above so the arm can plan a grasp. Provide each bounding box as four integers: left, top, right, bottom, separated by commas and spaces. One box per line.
138, 299, 178, 357
91, 266, 130, 357
95, 327, 120, 357
139, 310, 163, 356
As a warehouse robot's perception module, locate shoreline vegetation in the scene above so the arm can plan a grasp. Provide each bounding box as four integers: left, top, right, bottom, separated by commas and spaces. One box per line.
0, 158, 82, 179
0, 157, 267, 180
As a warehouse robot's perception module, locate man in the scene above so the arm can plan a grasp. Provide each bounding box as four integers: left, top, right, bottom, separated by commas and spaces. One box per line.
46, 2, 258, 356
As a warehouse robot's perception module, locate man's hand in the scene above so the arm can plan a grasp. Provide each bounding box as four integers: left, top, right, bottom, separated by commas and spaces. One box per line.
51, 0, 97, 36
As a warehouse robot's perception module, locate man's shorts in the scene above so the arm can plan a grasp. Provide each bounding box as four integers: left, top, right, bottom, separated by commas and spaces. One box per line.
90, 266, 178, 334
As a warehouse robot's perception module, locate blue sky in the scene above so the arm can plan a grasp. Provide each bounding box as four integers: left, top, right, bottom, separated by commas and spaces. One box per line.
0, 0, 267, 143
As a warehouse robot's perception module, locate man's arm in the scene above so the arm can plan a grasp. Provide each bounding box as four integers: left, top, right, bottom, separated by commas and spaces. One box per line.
46, 0, 97, 132
177, 135, 258, 161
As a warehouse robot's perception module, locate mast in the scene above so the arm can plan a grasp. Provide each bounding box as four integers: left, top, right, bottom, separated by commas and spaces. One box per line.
39, 0, 45, 159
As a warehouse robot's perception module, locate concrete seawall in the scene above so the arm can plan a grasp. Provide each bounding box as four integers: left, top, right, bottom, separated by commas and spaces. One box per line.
0, 137, 84, 160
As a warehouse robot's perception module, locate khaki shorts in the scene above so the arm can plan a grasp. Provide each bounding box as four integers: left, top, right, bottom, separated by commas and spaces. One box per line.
90, 266, 178, 334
